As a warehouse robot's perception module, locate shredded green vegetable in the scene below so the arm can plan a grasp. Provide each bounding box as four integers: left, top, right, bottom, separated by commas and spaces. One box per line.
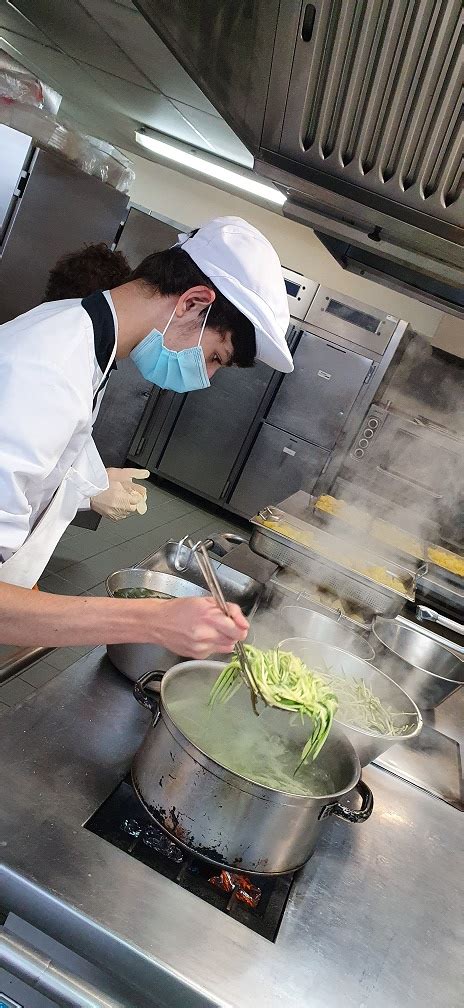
113, 588, 173, 599
209, 647, 413, 771
321, 670, 412, 737
209, 646, 339, 767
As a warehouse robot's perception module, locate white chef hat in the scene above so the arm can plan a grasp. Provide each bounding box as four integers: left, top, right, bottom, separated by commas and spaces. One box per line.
177, 217, 293, 373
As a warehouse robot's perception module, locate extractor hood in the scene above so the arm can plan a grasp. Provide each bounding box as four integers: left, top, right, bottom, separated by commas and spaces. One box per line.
134, 0, 463, 317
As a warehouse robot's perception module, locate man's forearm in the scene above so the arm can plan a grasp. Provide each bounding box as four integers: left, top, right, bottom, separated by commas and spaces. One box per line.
0, 582, 161, 647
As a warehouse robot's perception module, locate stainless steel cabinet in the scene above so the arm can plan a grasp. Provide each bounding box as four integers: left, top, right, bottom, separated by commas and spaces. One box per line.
157, 362, 272, 499
92, 359, 152, 469
116, 206, 179, 267
267, 332, 372, 449
0, 145, 128, 323
0, 124, 32, 241
230, 424, 328, 516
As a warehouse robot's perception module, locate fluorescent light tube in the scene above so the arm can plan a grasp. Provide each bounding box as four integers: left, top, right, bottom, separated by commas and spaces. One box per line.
135, 130, 286, 207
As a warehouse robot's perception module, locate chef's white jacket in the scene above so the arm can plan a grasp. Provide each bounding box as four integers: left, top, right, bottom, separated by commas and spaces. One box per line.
0, 291, 117, 564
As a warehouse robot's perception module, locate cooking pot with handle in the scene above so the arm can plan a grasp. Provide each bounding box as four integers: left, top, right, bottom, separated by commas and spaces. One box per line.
131, 661, 373, 875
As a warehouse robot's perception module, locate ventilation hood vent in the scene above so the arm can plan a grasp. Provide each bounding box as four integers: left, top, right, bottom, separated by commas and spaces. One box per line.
135, 0, 463, 315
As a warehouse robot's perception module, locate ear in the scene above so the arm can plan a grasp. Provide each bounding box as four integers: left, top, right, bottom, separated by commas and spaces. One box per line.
176, 285, 215, 319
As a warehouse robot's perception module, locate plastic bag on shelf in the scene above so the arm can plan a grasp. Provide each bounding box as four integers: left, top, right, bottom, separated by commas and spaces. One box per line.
0, 49, 61, 112
74, 134, 135, 193
0, 49, 61, 142
46, 125, 135, 192
0, 67, 44, 108
0, 49, 134, 192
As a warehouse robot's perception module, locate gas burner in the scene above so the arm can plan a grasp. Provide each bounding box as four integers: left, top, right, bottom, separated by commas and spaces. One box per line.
209, 870, 262, 908
122, 817, 184, 862
86, 780, 295, 941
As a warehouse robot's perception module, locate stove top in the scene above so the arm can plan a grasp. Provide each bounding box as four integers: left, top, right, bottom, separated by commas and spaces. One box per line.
86, 780, 295, 942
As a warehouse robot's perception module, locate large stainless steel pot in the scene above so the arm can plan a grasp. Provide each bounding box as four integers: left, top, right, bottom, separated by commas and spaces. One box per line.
132, 661, 373, 875
370, 617, 464, 709
278, 639, 422, 767
106, 569, 208, 680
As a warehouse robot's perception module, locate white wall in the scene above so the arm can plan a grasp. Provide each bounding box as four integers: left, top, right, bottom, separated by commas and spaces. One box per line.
127, 150, 444, 339
430, 313, 464, 358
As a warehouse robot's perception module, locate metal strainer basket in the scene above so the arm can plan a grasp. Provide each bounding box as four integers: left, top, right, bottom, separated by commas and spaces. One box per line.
250, 507, 416, 620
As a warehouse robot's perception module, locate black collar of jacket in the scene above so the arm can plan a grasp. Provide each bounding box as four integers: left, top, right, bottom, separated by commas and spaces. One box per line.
81, 291, 117, 408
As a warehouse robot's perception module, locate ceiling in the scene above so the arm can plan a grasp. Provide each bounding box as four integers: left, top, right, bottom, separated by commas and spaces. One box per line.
0, 0, 253, 169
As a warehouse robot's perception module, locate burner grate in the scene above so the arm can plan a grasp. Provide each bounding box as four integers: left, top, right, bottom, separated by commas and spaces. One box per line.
86, 780, 295, 941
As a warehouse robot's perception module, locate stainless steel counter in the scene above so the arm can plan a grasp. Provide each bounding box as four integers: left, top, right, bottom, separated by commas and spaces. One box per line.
0, 647, 463, 1008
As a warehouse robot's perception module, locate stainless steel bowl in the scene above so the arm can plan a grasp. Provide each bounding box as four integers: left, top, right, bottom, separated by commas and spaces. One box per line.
278, 638, 422, 767
370, 617, 464, 710
106, 568, 208, 600
138, 537, 264, 616
106, 569, 208, 681
281, 606, 375, 662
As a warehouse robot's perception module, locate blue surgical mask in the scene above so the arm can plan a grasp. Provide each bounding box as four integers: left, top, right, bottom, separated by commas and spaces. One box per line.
130, 305, 211, 393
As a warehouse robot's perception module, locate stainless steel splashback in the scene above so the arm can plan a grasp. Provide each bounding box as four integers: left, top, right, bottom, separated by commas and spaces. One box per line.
330, 404, 464, 547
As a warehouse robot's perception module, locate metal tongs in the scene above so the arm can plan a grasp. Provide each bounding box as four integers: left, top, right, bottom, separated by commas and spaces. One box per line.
185, 537, 265, 715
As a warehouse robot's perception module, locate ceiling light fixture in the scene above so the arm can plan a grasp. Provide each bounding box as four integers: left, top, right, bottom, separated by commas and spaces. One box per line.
135, 129, 286, 207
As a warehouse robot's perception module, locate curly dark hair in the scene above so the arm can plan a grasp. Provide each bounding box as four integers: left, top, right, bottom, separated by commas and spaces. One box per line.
131, 242, 256, 368
44, 243, 131, 301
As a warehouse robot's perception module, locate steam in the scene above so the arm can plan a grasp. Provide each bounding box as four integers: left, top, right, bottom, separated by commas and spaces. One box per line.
333, 332, 464, 551
386, 334, 464, 433
248, 590, 292, 650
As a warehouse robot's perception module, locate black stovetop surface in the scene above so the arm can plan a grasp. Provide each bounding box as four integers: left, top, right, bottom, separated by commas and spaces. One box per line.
86, 779, 295, 942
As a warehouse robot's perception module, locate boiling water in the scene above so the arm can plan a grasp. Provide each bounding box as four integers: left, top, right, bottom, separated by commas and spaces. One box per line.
166, 673, 337, 798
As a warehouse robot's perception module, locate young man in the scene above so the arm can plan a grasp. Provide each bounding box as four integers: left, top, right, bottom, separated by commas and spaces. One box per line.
0, 216, 292, 657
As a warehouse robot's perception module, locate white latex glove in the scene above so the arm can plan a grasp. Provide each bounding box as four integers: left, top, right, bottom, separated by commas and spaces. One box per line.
90, 468, 150, 521
117, 467, 150, 516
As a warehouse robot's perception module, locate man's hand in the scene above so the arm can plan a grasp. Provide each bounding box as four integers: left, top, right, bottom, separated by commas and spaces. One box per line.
146, 596, 249, 658
90, 468, 150, 521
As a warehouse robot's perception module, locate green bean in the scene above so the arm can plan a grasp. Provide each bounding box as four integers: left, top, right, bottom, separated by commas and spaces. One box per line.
209, 646, 338, 769
209, 646, 412, 774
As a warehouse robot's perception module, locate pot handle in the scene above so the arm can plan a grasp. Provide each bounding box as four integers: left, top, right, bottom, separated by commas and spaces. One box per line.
319, 779, 373, 824
416, 605, 464, 637
208, 532, 246, 556
133, 670, 164, 722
